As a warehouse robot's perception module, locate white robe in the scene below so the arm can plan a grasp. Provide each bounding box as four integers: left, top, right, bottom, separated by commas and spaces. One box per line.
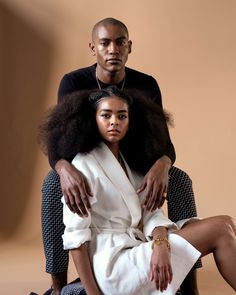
62, 142, 201, 295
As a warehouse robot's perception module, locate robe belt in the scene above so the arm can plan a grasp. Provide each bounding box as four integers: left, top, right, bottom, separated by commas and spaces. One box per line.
91, 226, 146, 242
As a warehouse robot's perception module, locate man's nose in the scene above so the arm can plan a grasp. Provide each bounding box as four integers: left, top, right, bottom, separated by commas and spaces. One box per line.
108, 42, 119, 54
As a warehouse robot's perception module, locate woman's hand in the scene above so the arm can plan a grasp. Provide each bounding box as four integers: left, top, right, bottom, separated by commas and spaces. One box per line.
149, 244, 172, 292
137, 156, 171, 211
55, 159, 92, 217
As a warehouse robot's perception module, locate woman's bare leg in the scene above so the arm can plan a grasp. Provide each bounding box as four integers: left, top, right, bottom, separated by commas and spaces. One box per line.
174, 215, 236, 291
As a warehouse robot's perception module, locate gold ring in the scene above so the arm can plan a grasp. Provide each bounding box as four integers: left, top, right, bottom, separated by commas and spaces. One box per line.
163, 192, 167, 198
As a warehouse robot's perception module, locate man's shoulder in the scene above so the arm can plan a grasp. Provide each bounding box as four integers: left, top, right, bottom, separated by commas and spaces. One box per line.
58, 64, 97, 99
125, 66, 158, 89
64, 64, 95, 79
125, 66, 155, 80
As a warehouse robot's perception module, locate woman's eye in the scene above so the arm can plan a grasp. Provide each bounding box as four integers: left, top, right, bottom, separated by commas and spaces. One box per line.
101, 114, 110, 118
119, 114, 127, 119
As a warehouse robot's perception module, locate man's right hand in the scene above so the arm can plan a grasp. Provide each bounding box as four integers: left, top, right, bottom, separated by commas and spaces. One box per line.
55, 159, 92, 217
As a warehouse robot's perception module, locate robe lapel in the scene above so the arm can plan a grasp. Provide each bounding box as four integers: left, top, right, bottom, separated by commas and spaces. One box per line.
92, 143, 141, 227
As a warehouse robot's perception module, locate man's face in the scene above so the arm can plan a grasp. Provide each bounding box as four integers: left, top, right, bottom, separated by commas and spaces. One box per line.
90, 24, 132, 74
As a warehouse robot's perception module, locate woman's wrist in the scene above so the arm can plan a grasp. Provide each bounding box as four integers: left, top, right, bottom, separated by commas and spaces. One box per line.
152, 237, 170, 251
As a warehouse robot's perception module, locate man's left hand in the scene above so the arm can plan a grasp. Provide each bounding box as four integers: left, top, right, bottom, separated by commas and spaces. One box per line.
137, 156, 171, 211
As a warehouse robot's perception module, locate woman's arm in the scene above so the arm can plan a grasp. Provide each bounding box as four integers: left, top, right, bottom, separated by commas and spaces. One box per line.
150, 226, 172, 292
71, 243, 101, 295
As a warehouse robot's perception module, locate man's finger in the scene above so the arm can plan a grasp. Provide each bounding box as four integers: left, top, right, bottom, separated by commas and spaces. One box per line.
154, 197, 166, 211
137, 182, 147, 194
141, 188, 152, 208
147, 187, 160, 211
79, 182, 92, 211
74, 194, 88, 217
84, 180, 93, 197
81, 194, 91, 211
64, 193, 75, 213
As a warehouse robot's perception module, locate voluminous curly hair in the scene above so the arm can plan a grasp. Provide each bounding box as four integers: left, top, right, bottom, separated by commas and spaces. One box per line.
38, 86, 173, 174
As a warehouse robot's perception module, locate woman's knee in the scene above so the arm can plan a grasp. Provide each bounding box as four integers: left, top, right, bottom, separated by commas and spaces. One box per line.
214, 215, 236, 241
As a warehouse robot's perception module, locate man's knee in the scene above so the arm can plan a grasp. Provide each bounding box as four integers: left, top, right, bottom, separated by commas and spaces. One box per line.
42, 170, 62, 206
169, 166, 193, 186
42, 170, 61, 192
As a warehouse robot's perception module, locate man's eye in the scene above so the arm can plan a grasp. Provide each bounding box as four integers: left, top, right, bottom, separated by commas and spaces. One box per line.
117, 40, 126, 46
100, 42, 109, 46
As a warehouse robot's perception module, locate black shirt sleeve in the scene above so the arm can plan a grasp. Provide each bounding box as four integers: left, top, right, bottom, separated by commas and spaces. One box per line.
49, 66, 97, 168
57, 74, 76, 104
148, 76, 176, 165
48, 74, 79, 168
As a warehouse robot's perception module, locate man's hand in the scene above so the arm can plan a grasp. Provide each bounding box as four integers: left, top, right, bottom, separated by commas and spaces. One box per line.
55, 159, 92, 217
149, 243, 172, 292
137, 156, 171, 211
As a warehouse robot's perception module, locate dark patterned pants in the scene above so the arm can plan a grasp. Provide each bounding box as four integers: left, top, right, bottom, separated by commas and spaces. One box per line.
41, 166, 201, 275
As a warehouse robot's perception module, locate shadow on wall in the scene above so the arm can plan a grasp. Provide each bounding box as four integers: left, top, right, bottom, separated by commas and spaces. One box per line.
0, 3, 54, 239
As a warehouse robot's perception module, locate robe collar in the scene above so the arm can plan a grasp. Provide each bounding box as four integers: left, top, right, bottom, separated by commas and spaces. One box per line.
92, 142, 141, 227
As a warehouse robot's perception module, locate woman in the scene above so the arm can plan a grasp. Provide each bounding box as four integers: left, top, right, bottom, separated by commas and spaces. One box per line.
39, 86, 236, 295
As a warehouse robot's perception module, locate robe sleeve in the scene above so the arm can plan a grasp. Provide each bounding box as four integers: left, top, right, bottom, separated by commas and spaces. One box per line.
142, 208, 178, 239
61, 153, 97, 250
62, 198, 92, 250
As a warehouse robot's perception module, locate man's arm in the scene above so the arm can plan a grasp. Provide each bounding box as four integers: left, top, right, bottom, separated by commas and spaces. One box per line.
55, 159, 92, 217
137, 77, 175, 210
48, 73, 93, 216
137, 155, 171, 211
149, 76, 176, 164
136, 85, 175, 210
57, 73, 77, 104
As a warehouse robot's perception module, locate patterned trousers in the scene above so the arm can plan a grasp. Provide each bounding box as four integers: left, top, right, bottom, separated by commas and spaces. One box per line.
41, 166, 202, 275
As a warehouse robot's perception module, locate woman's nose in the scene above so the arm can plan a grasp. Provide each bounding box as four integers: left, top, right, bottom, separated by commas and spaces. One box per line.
111, 117, 118, 125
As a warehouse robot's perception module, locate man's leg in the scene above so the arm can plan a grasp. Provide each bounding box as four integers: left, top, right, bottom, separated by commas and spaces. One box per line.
168, 167, 201, 295
41, 170, 69, 294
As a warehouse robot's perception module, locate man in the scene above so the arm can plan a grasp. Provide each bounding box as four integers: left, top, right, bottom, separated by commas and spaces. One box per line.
42, 18, 200, 295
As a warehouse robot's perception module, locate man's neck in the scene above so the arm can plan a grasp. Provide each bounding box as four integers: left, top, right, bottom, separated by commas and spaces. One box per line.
96, 66, 125, 84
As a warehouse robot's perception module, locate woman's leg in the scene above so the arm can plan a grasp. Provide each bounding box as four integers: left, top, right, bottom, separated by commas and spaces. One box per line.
175, 215, 236, 291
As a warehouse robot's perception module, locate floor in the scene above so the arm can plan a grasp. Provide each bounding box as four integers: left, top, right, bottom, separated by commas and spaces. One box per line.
0, 241, 234, 295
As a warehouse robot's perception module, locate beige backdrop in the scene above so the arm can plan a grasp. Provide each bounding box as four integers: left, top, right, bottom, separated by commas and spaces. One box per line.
0, 0, 235, 294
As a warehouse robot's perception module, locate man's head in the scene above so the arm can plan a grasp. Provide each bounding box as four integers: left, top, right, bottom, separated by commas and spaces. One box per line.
91, 18, 129, 41
89, 18, 132, 78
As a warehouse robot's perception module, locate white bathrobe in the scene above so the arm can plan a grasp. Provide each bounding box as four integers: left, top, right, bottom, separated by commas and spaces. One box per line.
62, 142, 201, 295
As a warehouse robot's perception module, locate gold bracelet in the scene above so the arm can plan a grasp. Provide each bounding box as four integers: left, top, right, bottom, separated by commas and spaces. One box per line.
152, 237, 170, 250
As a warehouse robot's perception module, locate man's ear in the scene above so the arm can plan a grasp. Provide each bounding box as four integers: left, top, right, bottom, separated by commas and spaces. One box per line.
128, 40, 132, 54
89, 42, 96, 56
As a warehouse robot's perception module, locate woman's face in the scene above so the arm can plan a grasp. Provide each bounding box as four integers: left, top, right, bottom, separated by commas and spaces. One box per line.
96, 96, 129, 145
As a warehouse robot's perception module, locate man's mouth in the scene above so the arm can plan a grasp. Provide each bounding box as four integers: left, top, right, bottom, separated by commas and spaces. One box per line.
107, 58, 122, 63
